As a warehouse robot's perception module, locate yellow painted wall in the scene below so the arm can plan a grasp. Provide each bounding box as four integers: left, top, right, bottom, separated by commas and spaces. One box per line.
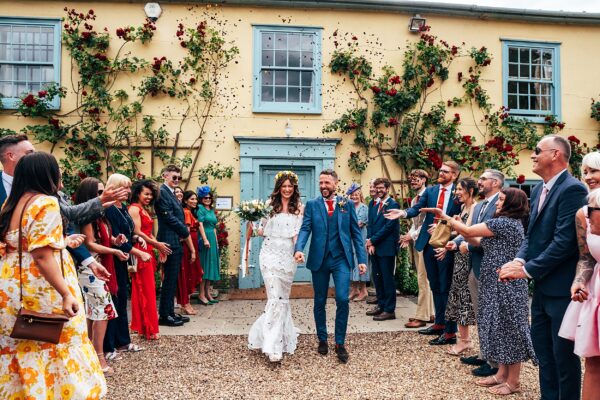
2, 2, 600, 273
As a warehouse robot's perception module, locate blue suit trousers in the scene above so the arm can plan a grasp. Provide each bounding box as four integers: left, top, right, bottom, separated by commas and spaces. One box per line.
423, 244, 457, 334
104, 258, 131, 352
159, 249, 183, 318
311, 255, 351, 345
371, 254, 396, 313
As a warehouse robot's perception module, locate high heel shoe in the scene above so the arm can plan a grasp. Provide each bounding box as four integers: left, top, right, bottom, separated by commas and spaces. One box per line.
197, 298, 211, 306
208, 299, 219, 304
181, 304, 197, 315
354, 292, 369, 302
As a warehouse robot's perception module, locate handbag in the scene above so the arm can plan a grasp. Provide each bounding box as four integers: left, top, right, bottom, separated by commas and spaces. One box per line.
428, 219, 452, 248
127, 254, 138, 273
10, 195, 69, 344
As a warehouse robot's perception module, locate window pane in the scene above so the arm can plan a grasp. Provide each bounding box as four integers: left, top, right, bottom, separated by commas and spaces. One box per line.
261, 70, 273, 85
531, 63, 542, 79
29, 66, 41, 81
15, 82, 27, 96
508, 47, 518, 63
519, 64, 530, 78
44, 45, 53, 62
288, 71, 300, 86
288, 51, 300, 67
288, 87, 300, 102
25, 45, 34, 62
519, 48, 530, 64
288, 34, 301, 50
262, 33, 274, 50
530, 95, 540, 110
519, 95, 529, 110
261, 85, 273, 102
531, 49, 541, 65
0, 65, 12, 80
0, 44, 8, 60
41, 66, 54, 81
16, 65, 27, 81
261, 50, 273, 67
301, 87, 312, 103
30, 82, 40, 93
301, 34, 313, 51
0, 81, 14, 97
13, 45, 24, 61
518, 82, 529, 95
274, 33, 287, 50
274, 70, 286, 86
508, 81, 517, 94
41, 27, 53, 45
14, 26, 34, 44
508, 63, 518, 78
301, 51, 313, 68
301, 71, 312, 87
0, 26, 10, 43
275, 50, 286, 67
540, 96, 552, 110
541, 55, 552, 80
274, 86, 286, 102
508, 94, 518, 109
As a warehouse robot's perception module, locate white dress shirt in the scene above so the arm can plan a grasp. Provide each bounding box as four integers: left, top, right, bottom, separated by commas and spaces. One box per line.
2, 172, 13, 197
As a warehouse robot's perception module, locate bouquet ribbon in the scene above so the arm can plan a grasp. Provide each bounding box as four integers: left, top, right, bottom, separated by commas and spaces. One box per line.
240, 222, 253, 278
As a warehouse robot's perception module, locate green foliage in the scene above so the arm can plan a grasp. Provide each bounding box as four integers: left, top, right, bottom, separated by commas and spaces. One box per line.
16, 83, 65, 118
196, 162, 234, 184
395, 247, 418, 295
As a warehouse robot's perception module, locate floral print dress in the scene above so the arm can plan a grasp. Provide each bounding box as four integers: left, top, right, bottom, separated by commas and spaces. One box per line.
0, 196, 106, 399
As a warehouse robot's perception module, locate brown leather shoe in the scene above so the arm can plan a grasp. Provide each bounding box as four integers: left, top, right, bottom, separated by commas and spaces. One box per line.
366, 306, 383, 316
366, 297, 378, 305
405, 319, 427, 328
373, 312, 396, 321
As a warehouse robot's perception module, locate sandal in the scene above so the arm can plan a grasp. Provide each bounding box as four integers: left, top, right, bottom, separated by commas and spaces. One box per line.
447, 340, 473, 356
476, 375, 503, 387
118, 343, 145, 352
354, 293, 369, 302
181, 304, 197, 315
148, 333, 160, 340
487, 382, 521, 396
105, 351, 122, 361
102, 365, 114, 376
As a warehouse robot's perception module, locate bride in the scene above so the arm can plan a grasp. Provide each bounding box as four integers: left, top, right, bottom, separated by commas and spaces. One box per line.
248, 171, 303, 362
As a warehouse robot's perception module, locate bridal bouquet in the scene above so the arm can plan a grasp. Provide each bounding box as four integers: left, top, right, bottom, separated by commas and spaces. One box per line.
234, 199, 272, 222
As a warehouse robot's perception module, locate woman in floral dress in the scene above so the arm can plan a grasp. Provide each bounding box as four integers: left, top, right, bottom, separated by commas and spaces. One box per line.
0, 152, 106, 399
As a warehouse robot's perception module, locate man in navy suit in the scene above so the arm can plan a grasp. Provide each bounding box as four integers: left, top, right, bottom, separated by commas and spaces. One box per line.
294, 169, 367, 363
385, 161, 462, 345
155, 165, 190, 327
451, 169, 503, 377
500, 135, 587, 400
365, 177, 400, 321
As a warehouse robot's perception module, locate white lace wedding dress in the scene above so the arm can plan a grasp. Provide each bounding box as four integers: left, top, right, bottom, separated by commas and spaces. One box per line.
248, 212, 302, 362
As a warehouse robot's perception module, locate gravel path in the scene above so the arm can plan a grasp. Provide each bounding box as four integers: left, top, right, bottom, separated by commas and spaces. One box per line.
107, 332, 540, 399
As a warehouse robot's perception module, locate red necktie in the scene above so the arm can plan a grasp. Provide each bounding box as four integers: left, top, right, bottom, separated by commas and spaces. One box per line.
326, 199, 334, 216
435, 187, 446, 222
378, 201, 384, 214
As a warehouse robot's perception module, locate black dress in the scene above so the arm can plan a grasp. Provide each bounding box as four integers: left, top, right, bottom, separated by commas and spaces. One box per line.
445, 210, 476, 326
478, 217, 537, 365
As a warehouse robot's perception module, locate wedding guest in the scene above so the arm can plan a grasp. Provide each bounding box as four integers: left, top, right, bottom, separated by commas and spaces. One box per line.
104, 173, 150, 357
366, 178, 400, 321
499, 135, 587, 400
156, 165, 190, 326
0, 152, 106, 398
196, 186, 220, 303
385, 161, 462, 345
401, 169, 434, 329
444, 178, 477, 355
425, 188, 536, 396
366, 179, 378, 304
459, 169, 503, 377
347, 183, 369, 301
174, 186, 184, 202
75, 177, 128, 374
177, 191, 204, 311
0, 134, 34, 205
559, 152, 600, 400
129, 179, 171, 339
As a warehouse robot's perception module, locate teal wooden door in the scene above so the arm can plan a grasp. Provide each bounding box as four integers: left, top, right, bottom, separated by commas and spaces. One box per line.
257, 166, 314, 283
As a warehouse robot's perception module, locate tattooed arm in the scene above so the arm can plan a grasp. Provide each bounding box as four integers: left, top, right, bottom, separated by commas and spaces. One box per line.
571, 208, 595, 302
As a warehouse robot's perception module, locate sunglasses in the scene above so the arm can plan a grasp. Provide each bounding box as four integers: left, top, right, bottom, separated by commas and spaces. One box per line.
534, 147, 558, 155
98, 190, 104, 195
588, 206, 600, 218
172, 176, 182, 181
202, 196, 212, 200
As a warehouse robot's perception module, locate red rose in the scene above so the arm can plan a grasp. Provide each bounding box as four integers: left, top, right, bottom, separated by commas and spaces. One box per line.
462, 135, 472, 145
388, 117, 399, 126
454, 113, 460, 122
385, 88, 397, 96
558, 122, 565, 130
352, 69, 360, 75
22, 94, 38, 107
504, 144, 513, 152
389, 75, 401, 85
516, 175, 525, 184
352, 36, 358, 40
568, 135, 580, 145
134, 151, 142, 158
451, 45, 458, 56
180, 41, 187, 48
37, 90, 47, 98
77, 171, 87, 180
370, 86, 381, 94
49, 118, 60, 129
427, 78, 434, 87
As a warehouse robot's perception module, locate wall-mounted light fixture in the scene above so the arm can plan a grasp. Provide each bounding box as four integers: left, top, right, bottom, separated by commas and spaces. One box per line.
144, 3, 162, 21
409, 14, 426, 33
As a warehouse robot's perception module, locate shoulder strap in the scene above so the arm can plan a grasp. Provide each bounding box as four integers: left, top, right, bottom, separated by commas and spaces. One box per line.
18, 194, 42, 304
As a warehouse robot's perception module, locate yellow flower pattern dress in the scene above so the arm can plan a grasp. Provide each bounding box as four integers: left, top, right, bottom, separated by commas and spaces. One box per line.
0, 195, 107, 399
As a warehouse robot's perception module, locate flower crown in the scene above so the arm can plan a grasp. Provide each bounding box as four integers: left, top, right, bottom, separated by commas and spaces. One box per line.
274, 170, 298, 185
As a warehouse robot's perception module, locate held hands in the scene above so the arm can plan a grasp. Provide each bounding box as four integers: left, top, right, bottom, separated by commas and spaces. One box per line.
113, 234, 128, 246
571, 283, 589, 302
113, 249, 129, 262
358, 264, 367, 275
459, 242, 469, 254
294, 251, 305, 264
65, 234, 86, 249
445, 241, 458, 251
434, 247, 447, 260
62, 293, 79, 317
99, 184, 130, 208
138, 251, 152, 263
367, 245, 375, 255
156, 242, 172, 255
138, 237, 148, 250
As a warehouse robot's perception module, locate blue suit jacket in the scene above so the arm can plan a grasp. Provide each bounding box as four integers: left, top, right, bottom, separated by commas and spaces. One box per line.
0, 171, 7, 206
454, 194, 499, 278
405, 183, 462, 251
295, 196, 367, 271
155, 184, 189, 250
516, 171, 587, 297
367, 197, 400, 257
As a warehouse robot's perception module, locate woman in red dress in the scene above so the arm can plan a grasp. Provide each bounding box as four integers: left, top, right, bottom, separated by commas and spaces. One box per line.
129, 180, 172, 340
177, 191, 204, 314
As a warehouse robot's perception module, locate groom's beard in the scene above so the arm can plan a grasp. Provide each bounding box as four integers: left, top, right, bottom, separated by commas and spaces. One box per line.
320, 189, 335, 199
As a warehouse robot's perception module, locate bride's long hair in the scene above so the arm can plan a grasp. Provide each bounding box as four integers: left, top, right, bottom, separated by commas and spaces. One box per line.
269, 172, 302, 216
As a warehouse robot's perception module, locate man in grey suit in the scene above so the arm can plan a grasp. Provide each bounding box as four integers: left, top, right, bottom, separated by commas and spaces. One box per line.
500, 135, 587, 400
450, 169, 503, 376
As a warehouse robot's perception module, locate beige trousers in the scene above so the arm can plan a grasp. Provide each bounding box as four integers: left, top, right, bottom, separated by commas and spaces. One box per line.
413, 246, 434, 321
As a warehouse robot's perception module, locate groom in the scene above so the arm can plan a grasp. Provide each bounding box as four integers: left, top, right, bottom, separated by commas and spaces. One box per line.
294, 169, 367, 363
